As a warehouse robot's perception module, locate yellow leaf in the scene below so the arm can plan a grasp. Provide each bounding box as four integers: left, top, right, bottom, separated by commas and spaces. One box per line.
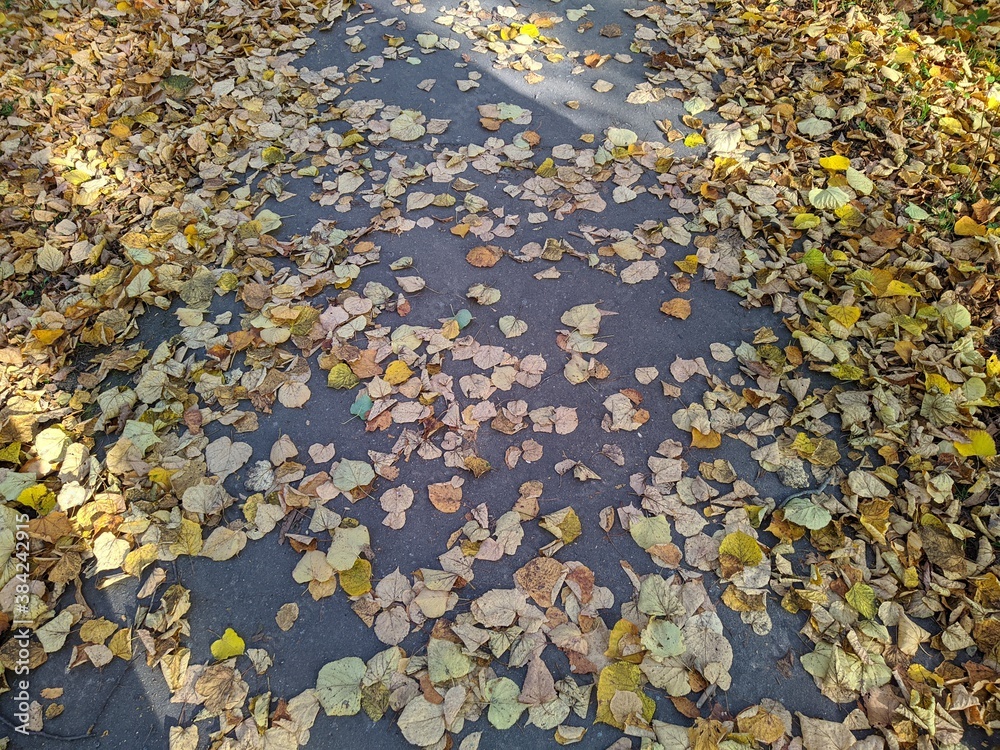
827, 305, 860, 328
262, 146, 285, 164
893, 45, 915, 64
834, 203, 864, 228
339, 559, 373, 596
32, 329, 65, 345
939, 117, 964, 136
908, 663, 944, 687
384, 361, 413, 386
109, 628, 133, 660
605, 618, 643, 662
738, 706, 787, 743
464, 455, 492, 478
0, 442, 20, 464
859, 498, 892, 545
674, 255, 699, 274
684, 133, 705, 147
123, 544, 158, 577
17, 485, 56, 514
217, 271, 239, 292
718, 531, 763, 567
819, 155, 851, 171
691, 428, 721, 449
924, 373, 952, 394
793, 213, 821, 229
441, 319, 460, 339
535, 158, 557, 177
149, 467, 174, 488
341, 132, 365, 148
954, 430, 997, 458
955, 216, 986, 237
595, 662, 653, 729
327, 363, 360, 389
880, 280, 919, 297
210, 628, 245, 660
845, 582, 878, 619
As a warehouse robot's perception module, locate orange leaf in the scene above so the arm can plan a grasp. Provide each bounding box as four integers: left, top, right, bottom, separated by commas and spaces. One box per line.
428, 477, 463, 513
466, 245, 502, 268
659, 299, 692, 320
32, 329, 65, 345
691, 428, 721, 449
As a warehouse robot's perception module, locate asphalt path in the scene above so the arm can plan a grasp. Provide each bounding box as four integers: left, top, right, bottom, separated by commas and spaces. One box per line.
17, 2, 860, 748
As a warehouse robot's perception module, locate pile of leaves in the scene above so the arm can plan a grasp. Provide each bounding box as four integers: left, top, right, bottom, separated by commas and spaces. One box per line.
624, 0, 1000, 744
0, 0, 347, 714
2, 0, 1000, 749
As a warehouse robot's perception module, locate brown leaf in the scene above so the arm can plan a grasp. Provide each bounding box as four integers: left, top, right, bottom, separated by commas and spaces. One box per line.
428, 477, 464, 513
465, 245, 503, 268
519, 655, 557, 705
464, 456, 492, 478
671, 695, 701, 719
514, 557, 568, 607
659, 298, 692, 320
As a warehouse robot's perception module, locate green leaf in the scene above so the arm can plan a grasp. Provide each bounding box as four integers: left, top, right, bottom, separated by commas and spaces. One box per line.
640, 620, 685, 659
637, 575, 685, 619
487, 676, 526, 729
629, 515, 672, 551
36, 610, 74, 653
316, 657, 365, 716
808, 186, 849, 210
427, 637, 473, 685
783, 497, 832, 530
0, 470, 35, 503
398, 696, 446, 745
940, 303, 971, 331
845, 168, 873, 195
498, 315, 527, 338
332, 459, 375, 492
162, 74, 196, 98
845, 582, 878, 620
350, 392, 374, 419
255, 209, 282, 234
560, 303, 602, 334
607, 127, 638, 147
801, 248, 834, 281
526, 699, 570, 730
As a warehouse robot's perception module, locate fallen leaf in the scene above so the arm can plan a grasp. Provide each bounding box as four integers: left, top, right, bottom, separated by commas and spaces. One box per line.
428, 477, 464, 513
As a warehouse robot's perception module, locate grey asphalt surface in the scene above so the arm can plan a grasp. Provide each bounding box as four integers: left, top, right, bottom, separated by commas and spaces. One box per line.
13, 2, 858, 748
